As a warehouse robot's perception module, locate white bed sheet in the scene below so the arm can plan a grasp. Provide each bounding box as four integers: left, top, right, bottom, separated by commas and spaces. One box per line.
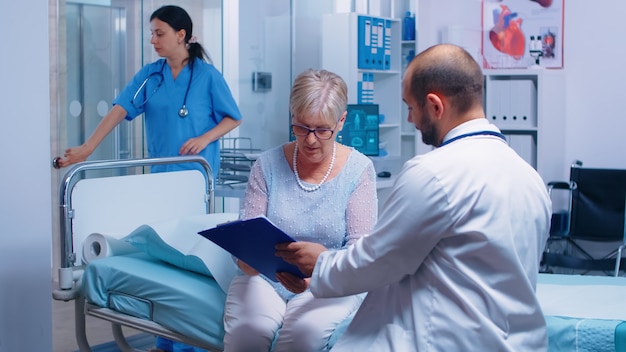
537, 273, 626, 320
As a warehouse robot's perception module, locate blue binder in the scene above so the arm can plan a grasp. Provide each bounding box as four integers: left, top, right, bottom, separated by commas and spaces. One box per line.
358, 72, 371, 104
384, 19, 392, 70
358, 16, 373, 69
372, 17, 385, 70
198, 216, 307, 282
365, 73, 375, 103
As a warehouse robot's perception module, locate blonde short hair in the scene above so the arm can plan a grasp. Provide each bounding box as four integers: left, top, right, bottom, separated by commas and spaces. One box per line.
289, 69, 348, 125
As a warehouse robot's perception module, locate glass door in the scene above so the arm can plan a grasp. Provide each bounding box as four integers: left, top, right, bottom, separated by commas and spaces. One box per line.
64, 2, 133, 176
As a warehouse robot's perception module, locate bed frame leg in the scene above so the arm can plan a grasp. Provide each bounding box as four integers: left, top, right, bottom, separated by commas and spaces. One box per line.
112, 322, 139, 352
75, 296, 92, 352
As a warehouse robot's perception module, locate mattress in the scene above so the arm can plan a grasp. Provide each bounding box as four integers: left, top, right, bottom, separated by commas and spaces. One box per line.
537, 273, 626, 321
82, 251, 348, 351
82, 252, 227, 350
537, 273, 626, 351
84, 256, 626, 352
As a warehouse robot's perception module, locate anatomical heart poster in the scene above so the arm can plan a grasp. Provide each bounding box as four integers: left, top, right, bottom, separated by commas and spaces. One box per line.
482, 0, 563, 69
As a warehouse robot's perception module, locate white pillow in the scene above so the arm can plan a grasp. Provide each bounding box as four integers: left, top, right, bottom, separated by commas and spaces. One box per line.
124, 212, 239, 293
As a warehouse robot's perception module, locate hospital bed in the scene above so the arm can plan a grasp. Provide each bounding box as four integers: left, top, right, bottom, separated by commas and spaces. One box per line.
51, 156, 237, 351
51, 156, 353, 351
51, 157, 626, 352
537, 273, 626, 351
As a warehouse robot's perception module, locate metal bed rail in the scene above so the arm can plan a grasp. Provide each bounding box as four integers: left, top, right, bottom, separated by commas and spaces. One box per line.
218, 137, 259, 186
54, 156, 214, 292
85, 301, 221, 352
51, 156, 217, 352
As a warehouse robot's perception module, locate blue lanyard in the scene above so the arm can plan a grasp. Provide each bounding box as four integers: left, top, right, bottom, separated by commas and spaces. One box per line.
439, 131, 507, 147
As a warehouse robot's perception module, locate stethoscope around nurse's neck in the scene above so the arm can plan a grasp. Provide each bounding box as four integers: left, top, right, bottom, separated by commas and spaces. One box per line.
130, 59, 193, 118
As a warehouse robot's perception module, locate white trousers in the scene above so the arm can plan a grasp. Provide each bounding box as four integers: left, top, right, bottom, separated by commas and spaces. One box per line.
223, 274, 363, 352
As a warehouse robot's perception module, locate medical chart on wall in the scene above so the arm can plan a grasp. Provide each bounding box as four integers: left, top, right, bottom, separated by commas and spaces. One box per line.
482, 0, 563, 69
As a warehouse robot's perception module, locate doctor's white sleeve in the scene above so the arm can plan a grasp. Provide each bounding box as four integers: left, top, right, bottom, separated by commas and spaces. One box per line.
310, 162, 452, 298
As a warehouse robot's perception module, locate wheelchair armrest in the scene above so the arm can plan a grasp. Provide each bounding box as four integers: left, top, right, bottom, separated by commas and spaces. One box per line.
547, 181, 574, 190
541, 252, 621, 272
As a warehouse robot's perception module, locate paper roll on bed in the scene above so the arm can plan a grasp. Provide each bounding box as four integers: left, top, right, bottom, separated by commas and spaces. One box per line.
82, 233, 138, 264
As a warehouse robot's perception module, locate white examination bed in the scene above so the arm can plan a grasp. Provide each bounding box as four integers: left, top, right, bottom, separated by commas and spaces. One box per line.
51, 156, 238, 351
51, 157, 626, 352
537, 273, 626, 351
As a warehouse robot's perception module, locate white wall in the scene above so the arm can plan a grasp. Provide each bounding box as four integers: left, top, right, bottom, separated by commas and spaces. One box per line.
417, 0, 482, 51
416, 0, 626, 178
234, 0, 338, 152
233, 0, 626, 179
563, 1, 626, 170
235, 0, 292, 152
0, 1, 53, 351
293, 0, 335, 75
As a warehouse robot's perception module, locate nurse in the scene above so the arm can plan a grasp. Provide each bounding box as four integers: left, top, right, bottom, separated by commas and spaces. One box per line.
55, 5, 242, 181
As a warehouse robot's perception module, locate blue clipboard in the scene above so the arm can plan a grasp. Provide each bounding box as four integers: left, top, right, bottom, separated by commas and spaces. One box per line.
198, 216, 307, 282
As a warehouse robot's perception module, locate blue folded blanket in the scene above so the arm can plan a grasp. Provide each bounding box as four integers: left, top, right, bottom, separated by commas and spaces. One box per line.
546, 315, 626, 352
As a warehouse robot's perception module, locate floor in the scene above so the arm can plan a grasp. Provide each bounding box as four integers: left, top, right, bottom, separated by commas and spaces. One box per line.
52, 287, 148, 352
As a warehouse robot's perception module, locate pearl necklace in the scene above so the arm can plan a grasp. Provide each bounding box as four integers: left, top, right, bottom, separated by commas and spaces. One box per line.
293, 142, 336, 192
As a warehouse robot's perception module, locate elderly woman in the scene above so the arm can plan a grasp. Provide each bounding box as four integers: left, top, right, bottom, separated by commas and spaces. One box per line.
222, 69, 378, 351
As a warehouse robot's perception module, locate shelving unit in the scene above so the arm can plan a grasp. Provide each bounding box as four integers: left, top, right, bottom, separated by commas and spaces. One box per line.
400, 0, 565, 183
397, 67, 565, 185
400, 63, 565, 184
400, 38, 419, 164
321, 12, 405, 186
483, 69, 565, 183
320, 1, 565, 210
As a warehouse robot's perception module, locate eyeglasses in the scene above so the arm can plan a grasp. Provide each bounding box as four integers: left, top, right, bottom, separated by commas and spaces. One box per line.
291, 123, 336, 140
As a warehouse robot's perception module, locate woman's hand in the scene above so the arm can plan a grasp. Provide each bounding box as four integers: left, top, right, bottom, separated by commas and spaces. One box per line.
179, 136, 210, 155
276, 273, 310, 294
237, 259, 259, 276
55, 144, 93, 168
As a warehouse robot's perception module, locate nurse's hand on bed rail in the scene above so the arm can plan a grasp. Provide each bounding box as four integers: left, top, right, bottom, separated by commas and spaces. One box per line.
53, 144, 93, 168
275, 241, 327, 277
237, 259, 259, 276
276, 273, 310, 294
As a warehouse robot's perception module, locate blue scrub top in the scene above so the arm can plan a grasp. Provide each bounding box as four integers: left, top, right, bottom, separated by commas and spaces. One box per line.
114, 58, 242, 181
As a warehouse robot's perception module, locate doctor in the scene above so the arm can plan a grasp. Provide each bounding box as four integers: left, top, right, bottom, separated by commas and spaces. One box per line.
276, 44, 551, 351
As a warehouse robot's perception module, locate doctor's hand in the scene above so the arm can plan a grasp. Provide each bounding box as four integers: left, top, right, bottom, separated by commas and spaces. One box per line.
275, 241, 327, 277
276, 273, 310, 294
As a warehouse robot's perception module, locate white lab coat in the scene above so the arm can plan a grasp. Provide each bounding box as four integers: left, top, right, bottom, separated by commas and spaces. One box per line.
311, 119, 551, 351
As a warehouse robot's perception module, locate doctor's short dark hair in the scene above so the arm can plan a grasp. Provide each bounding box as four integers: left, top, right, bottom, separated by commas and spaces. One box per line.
409, 46, 483, 114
